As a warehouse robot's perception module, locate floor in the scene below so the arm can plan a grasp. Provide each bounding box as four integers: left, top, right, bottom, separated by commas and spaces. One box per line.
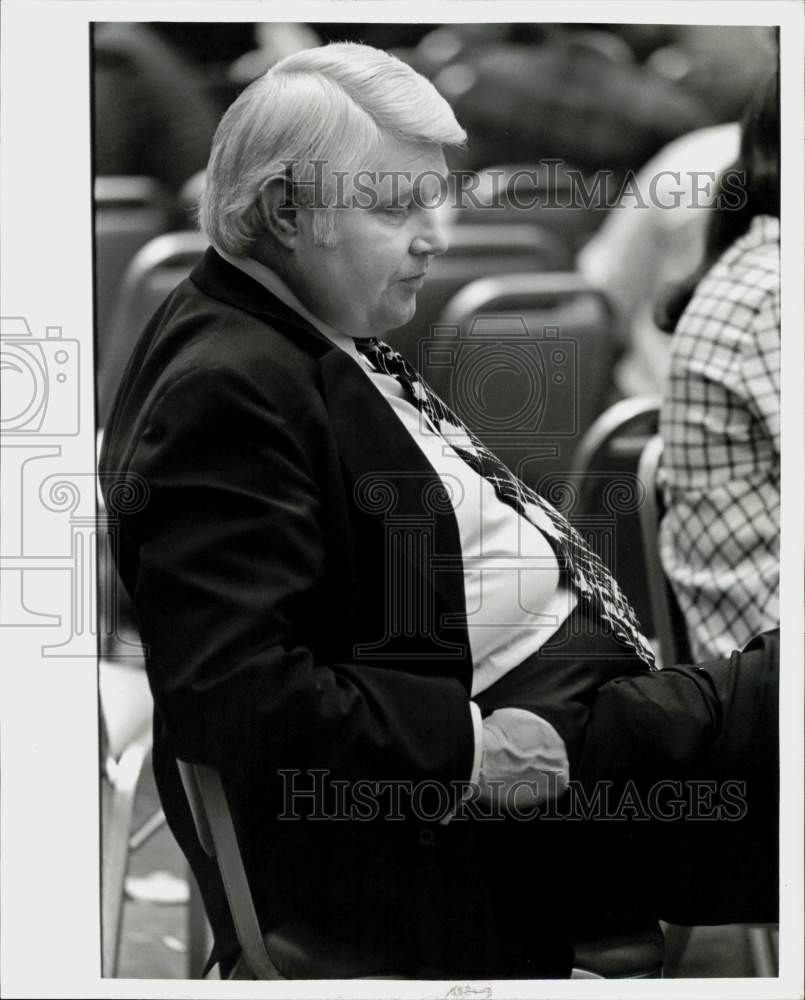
114, 764, 778, 982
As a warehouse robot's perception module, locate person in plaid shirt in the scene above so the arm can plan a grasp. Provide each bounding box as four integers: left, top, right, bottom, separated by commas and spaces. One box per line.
657, 71, 780, 661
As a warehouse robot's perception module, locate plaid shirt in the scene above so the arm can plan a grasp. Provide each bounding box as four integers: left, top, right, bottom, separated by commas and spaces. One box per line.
659, 215, 780, 661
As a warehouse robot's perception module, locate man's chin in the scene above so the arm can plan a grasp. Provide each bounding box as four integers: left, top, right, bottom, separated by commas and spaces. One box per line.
382, 300, 418, 333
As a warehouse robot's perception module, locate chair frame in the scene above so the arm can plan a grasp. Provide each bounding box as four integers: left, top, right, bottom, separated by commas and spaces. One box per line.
99, 230, 208, 426
637, 434, 692, 668
113, 230, 208, 309
100, 709, 166, 977
440, 270, 615, 329
569, 396, 660, 484
98, 428, 167, 977
177, 761, 279, 980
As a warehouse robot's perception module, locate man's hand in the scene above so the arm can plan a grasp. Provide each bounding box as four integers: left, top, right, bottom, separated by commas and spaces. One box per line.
477, 707, 569, 811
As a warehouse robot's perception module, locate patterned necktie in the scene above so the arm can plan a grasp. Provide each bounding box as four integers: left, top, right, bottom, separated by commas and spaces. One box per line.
355, 336, 656, 668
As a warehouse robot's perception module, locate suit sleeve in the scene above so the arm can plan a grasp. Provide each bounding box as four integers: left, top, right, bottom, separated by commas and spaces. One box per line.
124, 364, 475, 788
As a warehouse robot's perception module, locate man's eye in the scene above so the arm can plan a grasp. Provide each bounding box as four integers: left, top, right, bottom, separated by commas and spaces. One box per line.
383, 204, 410, 216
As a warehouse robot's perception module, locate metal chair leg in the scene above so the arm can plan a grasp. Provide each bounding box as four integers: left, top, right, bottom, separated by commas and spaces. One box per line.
100, 732, 151, 977
746, 925, 777, 977
187, 867, 213, 978
660, 923, 694, 977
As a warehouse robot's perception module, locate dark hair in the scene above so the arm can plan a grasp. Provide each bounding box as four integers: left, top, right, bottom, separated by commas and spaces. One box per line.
655, 68, 779, 333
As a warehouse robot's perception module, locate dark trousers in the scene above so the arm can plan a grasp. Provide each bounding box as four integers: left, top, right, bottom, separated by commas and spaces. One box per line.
450, 616, 779, 969
575, 627, 779, 927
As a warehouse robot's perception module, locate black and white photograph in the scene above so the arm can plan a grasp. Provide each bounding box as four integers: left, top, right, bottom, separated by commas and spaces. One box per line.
0, 3, 802, 997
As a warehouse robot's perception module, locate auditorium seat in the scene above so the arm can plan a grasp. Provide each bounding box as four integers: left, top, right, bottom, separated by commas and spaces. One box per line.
387, 221, 572, 385
636, 434, 692, 668
454, 162, 612, 251
95, 176, 172, 396
98, 230, 207, 425
541, 397, 661, 637
426, 271, 619, 486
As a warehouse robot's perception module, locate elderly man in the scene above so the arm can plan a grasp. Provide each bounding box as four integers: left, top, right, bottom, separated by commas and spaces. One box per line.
101, 43, 778, 978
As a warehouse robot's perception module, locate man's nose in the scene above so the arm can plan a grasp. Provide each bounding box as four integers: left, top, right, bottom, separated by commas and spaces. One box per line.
410, 209, 449, 258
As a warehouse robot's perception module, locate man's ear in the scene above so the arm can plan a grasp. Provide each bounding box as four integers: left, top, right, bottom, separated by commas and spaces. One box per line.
256, 176, 300, 249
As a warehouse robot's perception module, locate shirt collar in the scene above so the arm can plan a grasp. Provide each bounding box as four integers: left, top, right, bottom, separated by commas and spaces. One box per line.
215, 248, 362, 361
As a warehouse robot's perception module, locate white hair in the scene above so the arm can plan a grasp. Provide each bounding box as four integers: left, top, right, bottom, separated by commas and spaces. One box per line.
199, 42, 467, 254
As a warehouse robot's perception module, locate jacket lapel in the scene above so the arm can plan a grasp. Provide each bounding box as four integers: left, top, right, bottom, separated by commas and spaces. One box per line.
319, 346, 470, 668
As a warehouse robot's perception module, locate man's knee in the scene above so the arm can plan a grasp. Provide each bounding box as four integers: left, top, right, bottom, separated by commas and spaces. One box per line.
578, 668, 717, 785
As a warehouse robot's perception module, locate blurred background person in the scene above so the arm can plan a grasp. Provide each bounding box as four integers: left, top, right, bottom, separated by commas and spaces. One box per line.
655, 70, 780, 661
577, 121, 741, 396
93, 22, 220, 193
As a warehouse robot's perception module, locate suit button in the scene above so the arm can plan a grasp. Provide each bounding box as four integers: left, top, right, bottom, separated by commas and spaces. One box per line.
418, 829, 436, 847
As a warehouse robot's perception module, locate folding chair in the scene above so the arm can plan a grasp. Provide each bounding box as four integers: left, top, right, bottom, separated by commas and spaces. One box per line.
177, 760, 664, 980
422, 271, 620, 485
636, 434, 692, 669
98, 425, 167, 976
556, 397, 661, 632
455, 162, 609, 251
94, 177, 172, 406
99, 660, 160, 977
387, 222, 572, 369
98, 230, 207, 425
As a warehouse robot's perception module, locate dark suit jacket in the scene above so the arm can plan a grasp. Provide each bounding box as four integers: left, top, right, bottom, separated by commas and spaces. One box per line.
101, 247, 513, 972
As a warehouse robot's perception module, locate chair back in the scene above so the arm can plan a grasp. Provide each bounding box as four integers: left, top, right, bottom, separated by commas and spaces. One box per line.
387, 222, 571, 363
454, 163, 609, 251
418, 272, 618, 484
177, 760, 279, 979
99, 664, 153, 978
438, 222, 572, 263
98, 230, 207, 425
637, 435, 692, 667
95, 177, 171, 374
539, 397, 661, 632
